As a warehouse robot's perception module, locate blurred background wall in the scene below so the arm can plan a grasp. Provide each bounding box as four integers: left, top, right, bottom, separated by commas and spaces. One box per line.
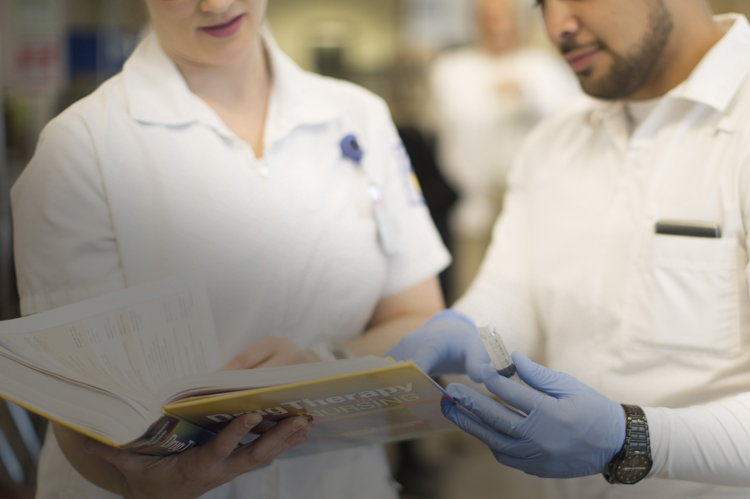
0, 0, 748, 497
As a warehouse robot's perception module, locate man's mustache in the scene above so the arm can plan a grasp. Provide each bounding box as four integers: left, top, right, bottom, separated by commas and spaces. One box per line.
560, 40, 603, 55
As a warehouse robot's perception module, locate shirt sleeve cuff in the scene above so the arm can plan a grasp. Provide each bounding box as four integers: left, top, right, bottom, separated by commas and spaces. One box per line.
642, 406, 667, 480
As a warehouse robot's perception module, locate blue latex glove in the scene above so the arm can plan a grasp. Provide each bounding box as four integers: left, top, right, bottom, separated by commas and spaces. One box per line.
442, 351, 626, 478
385, 309, 490, 382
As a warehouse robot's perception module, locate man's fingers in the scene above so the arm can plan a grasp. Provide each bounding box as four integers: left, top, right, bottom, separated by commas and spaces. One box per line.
446, 382, 525, 435
481, 364, 543, 416
384, 340, 412, 362
465, 345, 492, 382
411, 345, 443, 375
442, 401, 526, 458
511, 352, 578, 398
491, 451, 539, 475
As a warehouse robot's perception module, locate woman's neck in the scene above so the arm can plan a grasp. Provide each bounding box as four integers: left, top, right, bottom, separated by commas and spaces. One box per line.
178, 36, 268, 104
170, 35, 272, 157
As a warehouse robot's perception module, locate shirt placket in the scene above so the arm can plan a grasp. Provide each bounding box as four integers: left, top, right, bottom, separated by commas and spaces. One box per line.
228, 135, 270, 179
591, 107, 653, 347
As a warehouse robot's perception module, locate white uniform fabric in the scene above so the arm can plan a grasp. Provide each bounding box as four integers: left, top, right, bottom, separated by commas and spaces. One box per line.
456, 14, 750, 499
11, 30, 450, 499
430, 47, 579, 236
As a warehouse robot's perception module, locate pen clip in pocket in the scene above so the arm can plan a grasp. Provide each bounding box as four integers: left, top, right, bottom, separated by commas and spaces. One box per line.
654, 220, 721, 238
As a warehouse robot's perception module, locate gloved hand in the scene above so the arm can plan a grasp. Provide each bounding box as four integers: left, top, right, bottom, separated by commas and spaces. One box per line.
385, 309, 490, 382
442, 351, 626, 478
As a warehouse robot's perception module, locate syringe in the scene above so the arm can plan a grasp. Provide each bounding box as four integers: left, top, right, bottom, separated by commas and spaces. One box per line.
476, 318, 522, 384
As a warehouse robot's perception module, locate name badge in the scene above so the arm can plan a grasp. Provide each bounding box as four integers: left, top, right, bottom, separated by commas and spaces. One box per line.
368, 184, 401, 256
341, 133, 401, 256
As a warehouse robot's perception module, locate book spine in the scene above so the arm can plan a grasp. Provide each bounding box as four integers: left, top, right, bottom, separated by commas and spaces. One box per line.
123, 414, 217, 455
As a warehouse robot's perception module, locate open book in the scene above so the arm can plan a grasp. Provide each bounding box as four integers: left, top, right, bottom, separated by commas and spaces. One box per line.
0, 279, 453, 456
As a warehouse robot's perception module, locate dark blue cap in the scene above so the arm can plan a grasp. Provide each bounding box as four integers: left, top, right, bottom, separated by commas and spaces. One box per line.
341, 134, 363, 165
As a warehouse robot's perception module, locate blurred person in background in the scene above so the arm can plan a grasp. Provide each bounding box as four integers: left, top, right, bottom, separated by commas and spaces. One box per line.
430, 0, 579, 298
390, 0, 750, 497
10, 0, 451, 497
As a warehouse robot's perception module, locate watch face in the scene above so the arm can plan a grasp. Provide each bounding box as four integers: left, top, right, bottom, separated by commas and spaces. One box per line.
615, 455, 652, 484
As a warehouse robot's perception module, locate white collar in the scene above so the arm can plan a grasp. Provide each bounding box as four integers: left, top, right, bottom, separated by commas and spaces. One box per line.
668, 13, 750, 112
588, 14, 750, 124
122, 28, 344, 145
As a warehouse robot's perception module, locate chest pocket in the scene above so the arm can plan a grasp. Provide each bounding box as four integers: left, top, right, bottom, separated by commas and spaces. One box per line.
624, 233, 741, 356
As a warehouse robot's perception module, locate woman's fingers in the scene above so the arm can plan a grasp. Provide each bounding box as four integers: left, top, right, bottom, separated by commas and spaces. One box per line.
83, 437, 128, 464
192, 413, 264, 470
221, 336, 314, 370
224, 416, 313, 475
221, 340, 276, 370
253, 349, 316, 368
85, 412, 312, 499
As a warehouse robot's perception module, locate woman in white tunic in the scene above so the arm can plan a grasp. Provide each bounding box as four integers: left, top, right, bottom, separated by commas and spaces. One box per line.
10, 0, 451, 498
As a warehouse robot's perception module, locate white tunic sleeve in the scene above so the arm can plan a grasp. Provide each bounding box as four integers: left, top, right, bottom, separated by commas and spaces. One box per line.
452, 152, 543, 361
645, 392, 750, 485
11, 112, 126, 316
370, 99, 451, 297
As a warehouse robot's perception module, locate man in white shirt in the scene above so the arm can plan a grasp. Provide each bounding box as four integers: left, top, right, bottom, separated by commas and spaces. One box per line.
389, 1, 750, 497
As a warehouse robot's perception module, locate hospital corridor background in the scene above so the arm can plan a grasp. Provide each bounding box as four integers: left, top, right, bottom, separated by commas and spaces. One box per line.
1, 0, 749, 498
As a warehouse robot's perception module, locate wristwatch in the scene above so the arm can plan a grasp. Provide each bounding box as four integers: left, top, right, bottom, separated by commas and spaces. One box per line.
603, 404, 652, 484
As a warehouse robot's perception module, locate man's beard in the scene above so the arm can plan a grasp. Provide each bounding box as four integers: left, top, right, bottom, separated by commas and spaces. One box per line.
563, 0, 674, 100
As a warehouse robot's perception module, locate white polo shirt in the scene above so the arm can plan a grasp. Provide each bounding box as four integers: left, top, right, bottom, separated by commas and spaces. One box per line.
12, 30, 449, 499
457, 14, 750, 499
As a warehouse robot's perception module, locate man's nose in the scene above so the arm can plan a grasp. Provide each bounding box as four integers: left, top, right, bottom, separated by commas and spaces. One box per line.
542, 0, 581, 49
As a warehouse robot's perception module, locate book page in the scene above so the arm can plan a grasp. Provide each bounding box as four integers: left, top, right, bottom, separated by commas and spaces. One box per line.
0, 352, 150, 444
152, 355, 394, 412
0, 278, 220, 409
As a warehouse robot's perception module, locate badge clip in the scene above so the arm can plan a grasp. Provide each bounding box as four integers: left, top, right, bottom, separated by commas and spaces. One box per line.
341, 134, 363, 165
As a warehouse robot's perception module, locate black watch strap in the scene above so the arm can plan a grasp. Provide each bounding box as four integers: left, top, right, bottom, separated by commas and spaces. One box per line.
603, 404, 652, 484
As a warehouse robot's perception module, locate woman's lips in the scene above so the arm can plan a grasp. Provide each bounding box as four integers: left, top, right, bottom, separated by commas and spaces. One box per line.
565, 48, 600, 73
200, 14, 244, 38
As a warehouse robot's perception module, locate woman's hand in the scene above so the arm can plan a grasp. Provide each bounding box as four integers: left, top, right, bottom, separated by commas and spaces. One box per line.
224, 277, 445, 370
84, 413, 313, 499
221, 335, 317, 370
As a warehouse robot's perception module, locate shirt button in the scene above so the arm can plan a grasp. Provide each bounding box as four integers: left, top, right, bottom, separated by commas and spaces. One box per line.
257, 159, 269, 178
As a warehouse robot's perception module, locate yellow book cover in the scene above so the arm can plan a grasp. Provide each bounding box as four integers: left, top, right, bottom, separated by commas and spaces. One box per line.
165, 361, 455, 457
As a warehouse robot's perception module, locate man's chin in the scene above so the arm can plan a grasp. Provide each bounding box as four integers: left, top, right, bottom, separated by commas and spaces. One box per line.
577, 72, 606, 99
578, 70, 629, 100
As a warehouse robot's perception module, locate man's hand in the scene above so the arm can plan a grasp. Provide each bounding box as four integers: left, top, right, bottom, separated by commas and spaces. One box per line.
222, 335, 317, 370
84, 413, 313, 499
442, 352, 626, 478
385, 309, 490, 382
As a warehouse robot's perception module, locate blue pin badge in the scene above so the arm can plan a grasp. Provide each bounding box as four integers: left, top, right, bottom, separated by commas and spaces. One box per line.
341, 134, 363, 166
